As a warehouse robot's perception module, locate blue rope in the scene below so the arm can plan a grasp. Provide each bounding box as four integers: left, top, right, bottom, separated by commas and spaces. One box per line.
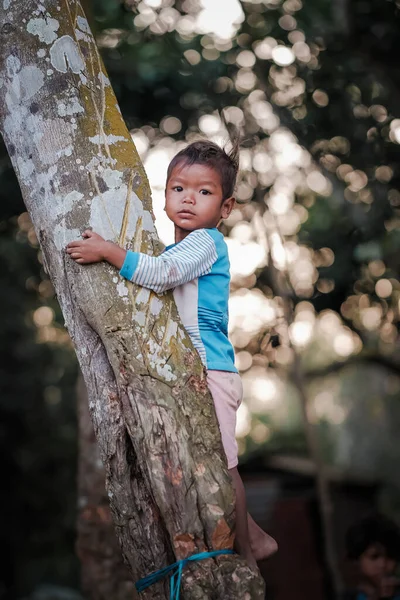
136, 549, 235, 599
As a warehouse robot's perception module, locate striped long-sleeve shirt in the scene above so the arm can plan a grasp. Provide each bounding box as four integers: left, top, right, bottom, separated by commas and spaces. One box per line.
120, 227, 237, 373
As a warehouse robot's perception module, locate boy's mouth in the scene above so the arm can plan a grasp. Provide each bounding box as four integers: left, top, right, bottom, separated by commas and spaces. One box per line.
178, 210, 195, 216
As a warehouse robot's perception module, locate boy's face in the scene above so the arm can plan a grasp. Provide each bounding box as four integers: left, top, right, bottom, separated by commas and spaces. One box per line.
165, 162, 235, 240
359, 543, 397, 586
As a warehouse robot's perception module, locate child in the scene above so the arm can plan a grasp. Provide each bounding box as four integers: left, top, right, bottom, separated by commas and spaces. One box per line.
343, 514, 400, 600
66, 140, 277, 569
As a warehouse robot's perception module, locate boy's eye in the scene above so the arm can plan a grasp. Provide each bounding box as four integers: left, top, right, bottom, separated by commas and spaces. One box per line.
173, 186, 183, 192
200, 189, 211, 195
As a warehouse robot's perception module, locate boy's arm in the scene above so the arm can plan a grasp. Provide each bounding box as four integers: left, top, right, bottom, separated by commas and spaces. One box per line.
120, 228, 218, 293
103, 241, 126, 269
66, 230, 126, 268
67, 228, 219, 293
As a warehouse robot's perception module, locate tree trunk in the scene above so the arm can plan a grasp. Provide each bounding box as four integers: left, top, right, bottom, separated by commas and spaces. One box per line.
76, 374, 136, 600
0, 2, 264, 598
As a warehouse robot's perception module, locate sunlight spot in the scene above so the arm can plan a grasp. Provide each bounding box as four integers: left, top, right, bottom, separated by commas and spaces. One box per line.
33, 306, 54, 327
131, 129, 149, 155
251, 423, 271, 444
230, 221, 253, 243
361, 306, 382, 331
368, 260, 386, 277
196, 0, 244, 39
161, 116, 182, 135
235, 351, 253, 371
227, 238, 267, 277
389, 119, 400, 143
318, 310, 342, 334
199, 114, 221, 135
306, 171, 332, 196
312, 89, 329, 107
313, 391, 347, 425
243, 367, 282, 413
229, 289, 276, 333
236, 402, 251, 438
236, 50, 256, 68
253, 151, 273, 173
184, 48, 201, 65
268, 192, 293, 215
375, 278, 392, 298
289, 320, 313, 347
235, 69, 257, 93
270, 232, 287, 270
333, 330, 355, 357
292, 41, 311, 62
271, 45, 295, 66
254, 37, 277, 60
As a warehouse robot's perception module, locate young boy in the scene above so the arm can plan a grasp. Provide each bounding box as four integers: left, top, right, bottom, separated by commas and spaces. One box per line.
343, 514, 400, 600
66, 140, 277, 568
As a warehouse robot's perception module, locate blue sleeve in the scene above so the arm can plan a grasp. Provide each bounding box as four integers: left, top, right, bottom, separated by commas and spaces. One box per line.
119, 229, 218, 293
119, 250, 140, 280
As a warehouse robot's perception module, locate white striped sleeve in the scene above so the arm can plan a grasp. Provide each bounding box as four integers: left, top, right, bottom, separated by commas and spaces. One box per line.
120, 229, 218, 293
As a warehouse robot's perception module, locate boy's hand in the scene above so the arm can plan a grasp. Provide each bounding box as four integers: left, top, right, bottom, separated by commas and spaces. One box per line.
66, 230, 108, 264
66, 229, 127, 269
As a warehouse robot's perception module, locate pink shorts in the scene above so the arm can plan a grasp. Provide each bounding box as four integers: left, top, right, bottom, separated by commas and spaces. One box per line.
206, 370, 243, 469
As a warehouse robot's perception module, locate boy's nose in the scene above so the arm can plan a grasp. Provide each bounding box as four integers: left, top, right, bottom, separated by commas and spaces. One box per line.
183, 195, 195, 204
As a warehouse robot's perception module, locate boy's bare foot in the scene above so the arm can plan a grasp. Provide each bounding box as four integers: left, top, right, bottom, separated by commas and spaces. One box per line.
251, 531, 278, 562
248, 514, 278, 561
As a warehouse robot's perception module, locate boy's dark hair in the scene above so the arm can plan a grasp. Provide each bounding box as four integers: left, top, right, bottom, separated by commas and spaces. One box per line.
166, 139, 240, 201
346, 514, 400, 560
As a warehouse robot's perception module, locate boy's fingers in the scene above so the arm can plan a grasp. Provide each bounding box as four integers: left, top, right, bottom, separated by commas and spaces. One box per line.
67, 241, 81, 249
82, 229, 93, 238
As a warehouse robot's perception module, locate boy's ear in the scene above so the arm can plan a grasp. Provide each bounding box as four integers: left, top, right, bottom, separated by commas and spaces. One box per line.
221, 196, 235, 219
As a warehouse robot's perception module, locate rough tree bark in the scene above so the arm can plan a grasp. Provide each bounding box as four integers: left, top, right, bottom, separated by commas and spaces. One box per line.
0, 2, 264, 598
71, 5, 127, 597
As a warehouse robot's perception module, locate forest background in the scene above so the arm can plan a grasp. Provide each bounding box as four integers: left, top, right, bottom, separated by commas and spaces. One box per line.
1, 0, 400, 598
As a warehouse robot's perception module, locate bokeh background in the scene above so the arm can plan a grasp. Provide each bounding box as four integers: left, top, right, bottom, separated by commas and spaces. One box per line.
2, 0, 400, 598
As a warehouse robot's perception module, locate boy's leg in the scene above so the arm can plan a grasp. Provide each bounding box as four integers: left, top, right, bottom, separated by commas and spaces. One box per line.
206, 371, 256, 567
247, 513, 278, 561
229, 466, 258, 570
230, 466, 278, 563
206, 371, 277, 564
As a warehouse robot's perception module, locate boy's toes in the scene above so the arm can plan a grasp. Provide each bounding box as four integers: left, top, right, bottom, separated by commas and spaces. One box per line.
253, 534, 278, 562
